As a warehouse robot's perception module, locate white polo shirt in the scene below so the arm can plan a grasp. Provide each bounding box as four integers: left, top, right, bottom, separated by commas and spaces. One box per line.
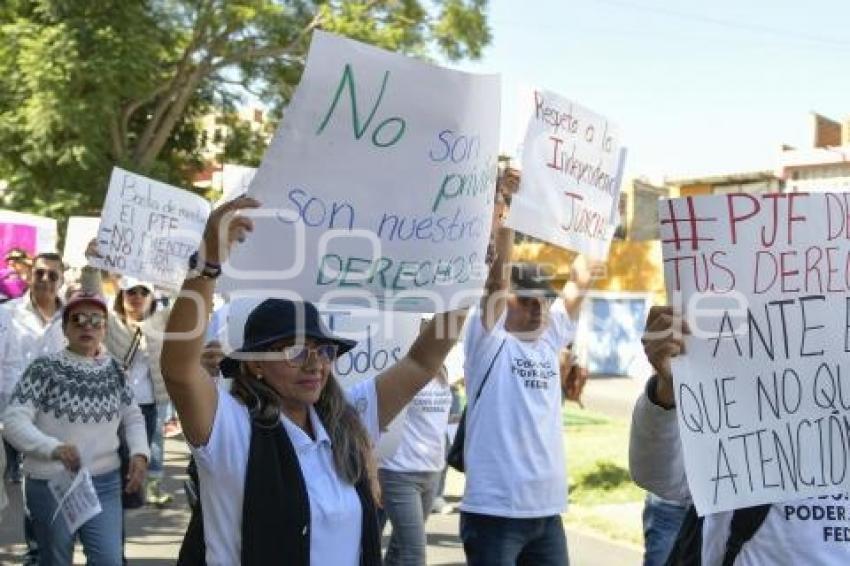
193, 379, 379, 566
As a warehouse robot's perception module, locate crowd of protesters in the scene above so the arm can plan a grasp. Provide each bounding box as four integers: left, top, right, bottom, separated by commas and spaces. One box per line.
0, 163, 829, 566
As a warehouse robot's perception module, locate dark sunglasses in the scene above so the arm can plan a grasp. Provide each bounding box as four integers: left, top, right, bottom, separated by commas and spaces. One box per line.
266, 343, 339, 367
69, 312, 106, 329
34, 268, 60, 282
125, 287, 151, 297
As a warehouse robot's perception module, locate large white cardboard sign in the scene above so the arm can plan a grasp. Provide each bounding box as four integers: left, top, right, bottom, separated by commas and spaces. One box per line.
63, 217, 101, 268
660, 192, 850, 515
220, 31, 500, 313
507, 88, 622, 258
90, 168, 211, 289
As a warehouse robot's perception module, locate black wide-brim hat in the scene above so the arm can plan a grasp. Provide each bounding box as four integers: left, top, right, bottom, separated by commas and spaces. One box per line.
219, 299, 357, 378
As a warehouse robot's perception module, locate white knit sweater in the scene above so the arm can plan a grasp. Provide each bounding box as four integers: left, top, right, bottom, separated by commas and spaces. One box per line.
2, 349, 149, 480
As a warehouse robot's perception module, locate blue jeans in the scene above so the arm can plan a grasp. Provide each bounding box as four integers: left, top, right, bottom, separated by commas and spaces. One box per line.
642, 494, 688, 566
460, 512, 569, 566
379, 468, 441, 566
139, 402, 166, 476
26, 469, 123, 566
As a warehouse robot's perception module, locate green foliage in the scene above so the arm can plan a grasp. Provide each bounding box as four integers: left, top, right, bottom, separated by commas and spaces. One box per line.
0, 0, 492, 228
220, 112, 272, 167
563, 405, 644, 544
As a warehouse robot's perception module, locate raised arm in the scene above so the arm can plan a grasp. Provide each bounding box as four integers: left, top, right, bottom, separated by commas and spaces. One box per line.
375, 308, 467, 429
160, 197, 259, 446
629, 305, 691, 501
480, 167, 518, 331
561, 254, 598, 321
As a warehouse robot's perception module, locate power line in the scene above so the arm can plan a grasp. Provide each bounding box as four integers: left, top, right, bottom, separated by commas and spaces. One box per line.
594, 0, 850, 50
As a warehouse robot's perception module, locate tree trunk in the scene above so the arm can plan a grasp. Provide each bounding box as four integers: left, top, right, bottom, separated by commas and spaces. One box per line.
133, 63, 210, 171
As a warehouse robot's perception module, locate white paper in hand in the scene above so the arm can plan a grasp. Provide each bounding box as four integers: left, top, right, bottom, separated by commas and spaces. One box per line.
48, 468, 102, 533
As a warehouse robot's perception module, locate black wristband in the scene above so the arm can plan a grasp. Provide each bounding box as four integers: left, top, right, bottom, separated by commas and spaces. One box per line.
187, 251, 222, 279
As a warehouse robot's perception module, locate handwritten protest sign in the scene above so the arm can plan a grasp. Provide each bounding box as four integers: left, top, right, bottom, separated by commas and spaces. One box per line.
220, 31, 500, 313
0, 210, 57, 257
90, 168, 211, 289
507, 89, 622, 258
63, 217, 101, 268
661, 192, 850, 515
214, 164, 257, 205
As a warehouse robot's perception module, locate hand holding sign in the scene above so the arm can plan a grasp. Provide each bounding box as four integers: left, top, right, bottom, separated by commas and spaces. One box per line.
642, 305, 689, 409
51, 444, 81, 473
200, 195, 261, 265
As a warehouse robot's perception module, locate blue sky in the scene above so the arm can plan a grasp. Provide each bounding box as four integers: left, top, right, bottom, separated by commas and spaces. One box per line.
445, 0, 850, 182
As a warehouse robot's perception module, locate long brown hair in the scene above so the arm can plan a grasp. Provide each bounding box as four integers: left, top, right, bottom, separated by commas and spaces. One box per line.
231, 363, 377, 490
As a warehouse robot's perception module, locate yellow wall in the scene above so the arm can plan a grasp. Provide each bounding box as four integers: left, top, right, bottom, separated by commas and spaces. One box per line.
514, 240, 666, 304
676, 183, 712, 197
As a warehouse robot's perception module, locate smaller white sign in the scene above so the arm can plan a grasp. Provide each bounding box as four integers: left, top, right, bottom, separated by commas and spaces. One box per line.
90, 168, 211, 289
507, 88, 623, 258
63, 217, 101, 268
214, 164, 257, 205
325, 308, 421, 459
48, 468, 102, 533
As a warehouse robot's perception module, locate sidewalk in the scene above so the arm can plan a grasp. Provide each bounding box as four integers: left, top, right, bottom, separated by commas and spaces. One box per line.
0, 434, 643, 564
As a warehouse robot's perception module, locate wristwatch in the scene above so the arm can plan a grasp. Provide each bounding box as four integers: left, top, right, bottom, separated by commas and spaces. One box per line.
187, 251, 222, 279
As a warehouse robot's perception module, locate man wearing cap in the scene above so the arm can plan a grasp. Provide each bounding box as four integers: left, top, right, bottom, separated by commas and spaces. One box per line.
458, 169, 594, 566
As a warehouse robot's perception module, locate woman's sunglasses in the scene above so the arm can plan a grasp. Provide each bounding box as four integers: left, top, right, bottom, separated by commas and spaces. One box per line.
126, 287, 151, 297
69, 312, 106, 329
266, 343, 339, 367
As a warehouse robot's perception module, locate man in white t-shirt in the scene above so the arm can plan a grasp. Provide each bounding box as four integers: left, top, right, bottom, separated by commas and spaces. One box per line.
459, 170, 592, 566
632, 306, 850, 565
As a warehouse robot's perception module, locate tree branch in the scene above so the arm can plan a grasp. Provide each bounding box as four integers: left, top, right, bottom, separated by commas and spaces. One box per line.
136, 62, 210, 171
108, 114, 125, 162
131, 2, 216, 163
211, 9, 324, 70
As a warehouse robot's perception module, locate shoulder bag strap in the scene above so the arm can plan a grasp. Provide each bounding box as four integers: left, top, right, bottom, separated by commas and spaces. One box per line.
123, 327, 143, 372
471, 338, 507, 406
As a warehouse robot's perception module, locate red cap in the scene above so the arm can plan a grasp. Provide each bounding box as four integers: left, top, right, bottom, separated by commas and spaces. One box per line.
63, 290, 108, 315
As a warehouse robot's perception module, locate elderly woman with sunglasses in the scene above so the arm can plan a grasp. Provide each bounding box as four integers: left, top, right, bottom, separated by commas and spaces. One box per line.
103, 275, 173, 506
3, 289, 149, 565
161, 197, 468, 566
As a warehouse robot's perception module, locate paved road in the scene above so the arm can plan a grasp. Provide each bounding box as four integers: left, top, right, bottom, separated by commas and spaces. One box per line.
580, 375, 645, 421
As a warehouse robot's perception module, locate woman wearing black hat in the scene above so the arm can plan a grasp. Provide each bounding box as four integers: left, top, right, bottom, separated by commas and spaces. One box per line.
161, 197, 467, 566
